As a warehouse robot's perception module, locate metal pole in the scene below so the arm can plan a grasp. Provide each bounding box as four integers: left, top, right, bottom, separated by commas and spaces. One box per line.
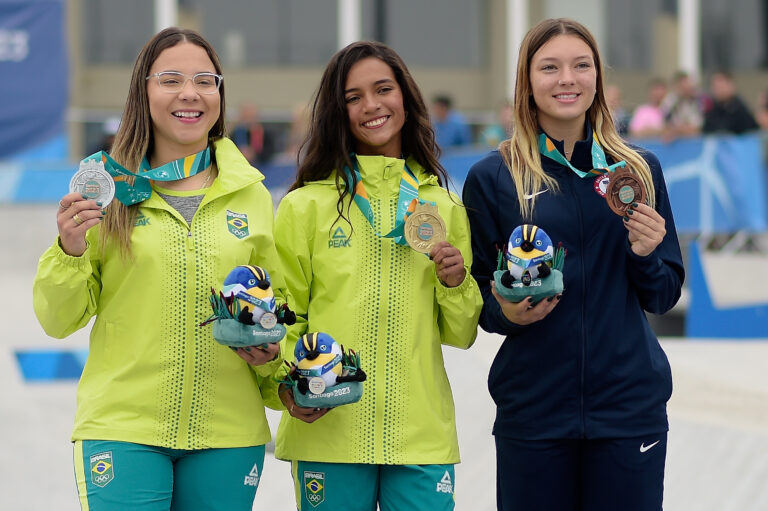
154, 0, 177, 33
507, 0, 528, 100
678, 0, 700, 78
338, 0, 362, 49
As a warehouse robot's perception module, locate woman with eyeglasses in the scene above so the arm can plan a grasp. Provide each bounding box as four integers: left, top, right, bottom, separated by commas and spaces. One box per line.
33, 28, 285, 510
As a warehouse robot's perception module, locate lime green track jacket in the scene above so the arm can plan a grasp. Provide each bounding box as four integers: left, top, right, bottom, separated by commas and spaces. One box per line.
274, 154, 483, 465
33, 138, 284, 450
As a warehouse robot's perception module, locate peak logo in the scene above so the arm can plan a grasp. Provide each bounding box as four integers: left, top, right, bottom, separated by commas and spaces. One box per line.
244, 463, 260, 487
436, 470, 453, 494
328, 226, 351, 248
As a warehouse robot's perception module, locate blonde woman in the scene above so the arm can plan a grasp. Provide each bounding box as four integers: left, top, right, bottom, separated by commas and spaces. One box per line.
463, 19, 684, 511
33, 28, 284, 510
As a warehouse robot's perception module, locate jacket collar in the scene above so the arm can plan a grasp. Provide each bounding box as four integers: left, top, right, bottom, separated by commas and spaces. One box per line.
540, 119, 595, 172
312, 155, 439, 193
143, 137, 264, 209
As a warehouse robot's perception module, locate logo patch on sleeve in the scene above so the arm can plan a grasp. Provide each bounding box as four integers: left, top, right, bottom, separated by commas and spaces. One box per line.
226, 210, 249, 239
89, 451, 114, 487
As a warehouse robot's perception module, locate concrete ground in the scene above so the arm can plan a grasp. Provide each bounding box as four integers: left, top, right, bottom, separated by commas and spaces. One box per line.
2, 204, 767, 510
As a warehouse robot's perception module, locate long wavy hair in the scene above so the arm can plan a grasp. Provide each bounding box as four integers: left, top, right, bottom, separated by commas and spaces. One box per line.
101, 27, 226, 258
290, 41, 448, 228
501, 18, 655, 218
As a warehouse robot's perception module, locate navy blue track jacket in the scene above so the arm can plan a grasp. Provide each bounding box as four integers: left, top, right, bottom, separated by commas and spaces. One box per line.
462, 131, 685, 441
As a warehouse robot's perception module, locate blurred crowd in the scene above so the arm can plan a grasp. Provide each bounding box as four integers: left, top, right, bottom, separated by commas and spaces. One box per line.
91, 71, 768, 163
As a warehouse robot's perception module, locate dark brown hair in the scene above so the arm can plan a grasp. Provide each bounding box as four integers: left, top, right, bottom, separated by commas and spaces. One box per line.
290, 40, 448, 226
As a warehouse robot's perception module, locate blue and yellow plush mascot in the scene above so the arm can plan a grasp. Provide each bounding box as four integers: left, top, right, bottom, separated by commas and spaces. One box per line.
280, 332, 366, 409
494, 224, 565, 303
201, 265, 296, 348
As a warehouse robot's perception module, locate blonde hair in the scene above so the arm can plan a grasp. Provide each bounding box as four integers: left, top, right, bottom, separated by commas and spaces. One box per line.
500, 18, 655, 219
100, 27, 226, 258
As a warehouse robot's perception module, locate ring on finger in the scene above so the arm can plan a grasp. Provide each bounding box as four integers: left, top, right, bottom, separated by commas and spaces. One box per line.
72, 213, 84, 226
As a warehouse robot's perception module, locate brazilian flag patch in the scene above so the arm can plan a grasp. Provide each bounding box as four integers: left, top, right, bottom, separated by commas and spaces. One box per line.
227, 210, 249, 239
90, 451, 114, 487
304, 471, 325, 507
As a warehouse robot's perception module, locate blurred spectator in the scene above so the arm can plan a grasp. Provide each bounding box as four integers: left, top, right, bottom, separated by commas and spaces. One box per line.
88, 116, 120, 154
275, 102, 310, 164
703, 71, 759, 134
230, 103, 277, 165
756, 90, 768, 131
605, 84, 630, 136
479, 100, 513, 147
661, 71, 710, 140
629, 78, 667, 138
431, 94, 472, 149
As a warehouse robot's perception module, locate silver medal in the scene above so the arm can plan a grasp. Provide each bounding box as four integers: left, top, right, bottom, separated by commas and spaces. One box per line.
69, 160, 115, 206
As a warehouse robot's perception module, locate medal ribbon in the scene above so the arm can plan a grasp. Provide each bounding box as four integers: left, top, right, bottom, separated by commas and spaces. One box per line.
80, 147, 211, 206
343, 154, 421, 246
235, 292, 275, 314
537, 131, 625, 178
296, 354, 343, 378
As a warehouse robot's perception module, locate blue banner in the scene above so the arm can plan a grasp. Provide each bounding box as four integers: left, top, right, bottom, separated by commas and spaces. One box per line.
0, 0, 67, 158
639, 135, 768, 233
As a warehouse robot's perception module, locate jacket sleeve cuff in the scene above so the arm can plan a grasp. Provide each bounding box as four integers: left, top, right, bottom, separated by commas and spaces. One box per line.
434, 266, 474, 297
624, 237, 661, 274
53, 237, 92, 271
251, 350, 284, 377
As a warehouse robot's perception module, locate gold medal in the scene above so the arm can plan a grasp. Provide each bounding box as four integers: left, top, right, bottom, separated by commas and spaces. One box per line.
404, 202, 447, 254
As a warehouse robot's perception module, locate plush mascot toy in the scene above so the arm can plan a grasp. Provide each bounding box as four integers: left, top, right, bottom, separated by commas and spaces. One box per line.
494, 224, 565, 303
280, 332, 366, 409
201, 265, 296, 348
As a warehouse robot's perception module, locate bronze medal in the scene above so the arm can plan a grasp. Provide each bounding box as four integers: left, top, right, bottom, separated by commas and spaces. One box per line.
404, 202, 447, 254
605, 168, 646, 215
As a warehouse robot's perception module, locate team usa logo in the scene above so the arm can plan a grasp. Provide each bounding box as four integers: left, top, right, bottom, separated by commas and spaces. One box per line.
226, 210, 250, 239
89, 451, 114, 488
594, 173, 610, 197
304, 471, 325, 507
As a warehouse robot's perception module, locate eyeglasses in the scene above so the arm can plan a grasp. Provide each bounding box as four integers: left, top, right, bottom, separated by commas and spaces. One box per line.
146, 71, 223, 94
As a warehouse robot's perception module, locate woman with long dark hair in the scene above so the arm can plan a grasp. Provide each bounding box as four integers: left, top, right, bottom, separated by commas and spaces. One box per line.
273, 41, 482, 511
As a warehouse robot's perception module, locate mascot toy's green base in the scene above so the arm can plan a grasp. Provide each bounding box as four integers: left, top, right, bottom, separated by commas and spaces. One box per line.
200, 265, 296, 348
280, 332, 367, 409
292, 379, 364, 409
212, 319, 286, 348
493, 269, 564, 304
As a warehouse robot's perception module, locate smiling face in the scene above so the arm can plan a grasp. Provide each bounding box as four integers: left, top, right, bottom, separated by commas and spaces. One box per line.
344, 57, 406, 158
529, 34, 597, 138
147, 42, 221, 163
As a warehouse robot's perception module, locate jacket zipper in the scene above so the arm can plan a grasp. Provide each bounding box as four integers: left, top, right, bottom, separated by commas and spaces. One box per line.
572, 171, 587, 437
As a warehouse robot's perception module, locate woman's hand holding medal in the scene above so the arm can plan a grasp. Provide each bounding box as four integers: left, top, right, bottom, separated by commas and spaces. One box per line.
623, 202, 666, 257
56, 192, 105, 257
430, 241, 466, 288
